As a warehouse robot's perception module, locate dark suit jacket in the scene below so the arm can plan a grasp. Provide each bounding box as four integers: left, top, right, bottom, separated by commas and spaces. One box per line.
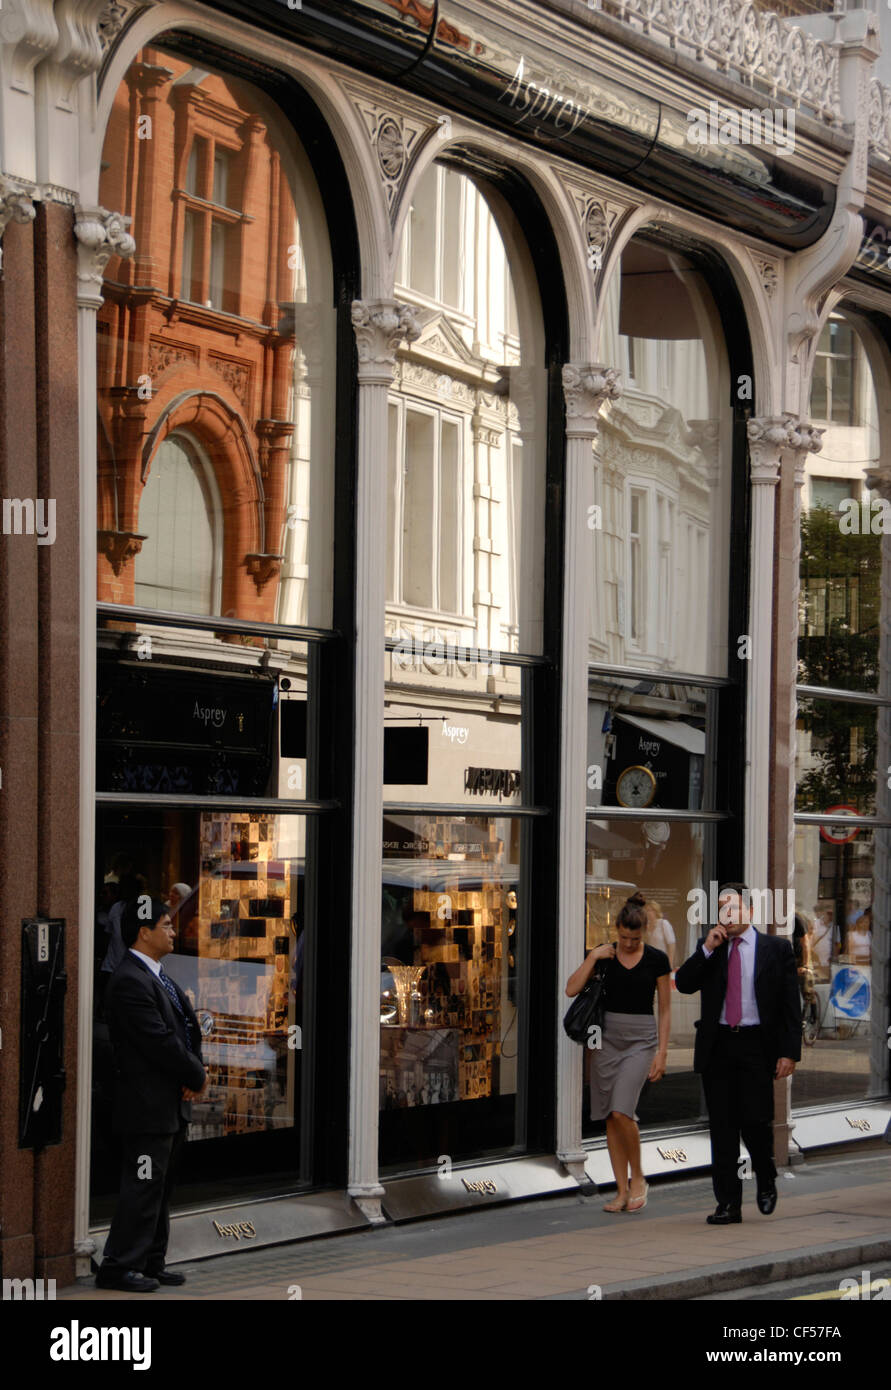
674, 929, 802, 1073
104, 951, 206, 1134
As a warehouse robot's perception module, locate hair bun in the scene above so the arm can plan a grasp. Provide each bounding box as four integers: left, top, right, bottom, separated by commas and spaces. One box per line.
625, 891, 646, 908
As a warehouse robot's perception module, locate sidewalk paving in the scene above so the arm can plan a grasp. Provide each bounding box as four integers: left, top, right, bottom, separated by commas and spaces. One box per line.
59, 1148, 891, 1301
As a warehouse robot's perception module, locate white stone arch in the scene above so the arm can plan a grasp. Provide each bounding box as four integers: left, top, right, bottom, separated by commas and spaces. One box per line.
82, 1, 388, 294
592, 201, 781, 416
390, 128, 596, 363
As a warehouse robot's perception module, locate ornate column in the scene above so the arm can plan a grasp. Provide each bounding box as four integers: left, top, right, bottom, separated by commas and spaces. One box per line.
557, 364, 621, 1180
348, 299, 421, 1220
770, 416, 822, 1167
72, 206, 135, 1268
771, 418, 824, 899
863, 463, 891, 1104
744, 417, 788, 889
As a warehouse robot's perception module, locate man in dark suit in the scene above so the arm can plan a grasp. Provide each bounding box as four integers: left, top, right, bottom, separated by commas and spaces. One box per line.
675, 883, 801, 1225
96, 897, 206, 1292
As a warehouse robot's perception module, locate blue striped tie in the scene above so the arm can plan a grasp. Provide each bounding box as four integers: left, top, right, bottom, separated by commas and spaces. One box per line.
158, 968, 195, 1052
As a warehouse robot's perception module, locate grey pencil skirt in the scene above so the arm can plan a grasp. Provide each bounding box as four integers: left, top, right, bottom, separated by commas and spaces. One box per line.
589, 1011, 658, 1121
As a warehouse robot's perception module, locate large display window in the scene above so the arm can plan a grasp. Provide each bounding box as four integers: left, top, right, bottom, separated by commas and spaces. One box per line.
379, 157, 562, 1170
90, 33, 351, 1219
581, 231, 751, 1141
794, 309, 889, 1113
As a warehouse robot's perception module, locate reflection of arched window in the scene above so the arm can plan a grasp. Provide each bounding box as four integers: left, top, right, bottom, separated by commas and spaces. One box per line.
134, 434, 220, 614
599, 236, 731, 676
391, 158, 545, 653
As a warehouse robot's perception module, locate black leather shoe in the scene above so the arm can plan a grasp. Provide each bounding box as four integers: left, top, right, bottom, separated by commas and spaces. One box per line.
706, 1204, 742, 1225
95, 1268, 160, 1292
146, 1267, 186, 1286
756, 1186, 778, 1215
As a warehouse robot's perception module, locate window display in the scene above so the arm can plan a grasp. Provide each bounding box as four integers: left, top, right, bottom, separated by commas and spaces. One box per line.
91, 808, 309, 1216
378, 815, 521, 1166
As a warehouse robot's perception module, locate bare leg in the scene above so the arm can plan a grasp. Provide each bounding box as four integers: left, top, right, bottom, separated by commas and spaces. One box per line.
603, 1113, 630, 1209
612, 1112, 646, 1199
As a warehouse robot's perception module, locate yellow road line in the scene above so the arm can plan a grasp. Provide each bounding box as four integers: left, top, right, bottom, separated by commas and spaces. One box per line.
794, 1280, 889, 1301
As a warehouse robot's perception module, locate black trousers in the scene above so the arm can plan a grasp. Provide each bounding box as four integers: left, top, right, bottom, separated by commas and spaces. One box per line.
702, 1026, 776, 1208
100, 1125, 186, 1274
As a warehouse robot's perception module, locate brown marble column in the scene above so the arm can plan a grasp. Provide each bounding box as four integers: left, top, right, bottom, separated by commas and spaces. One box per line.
0, 183, 40, 1281
31, 199, 81, 1286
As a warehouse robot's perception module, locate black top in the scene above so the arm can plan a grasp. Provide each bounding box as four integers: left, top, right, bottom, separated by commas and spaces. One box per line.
602, 944, 670, 1015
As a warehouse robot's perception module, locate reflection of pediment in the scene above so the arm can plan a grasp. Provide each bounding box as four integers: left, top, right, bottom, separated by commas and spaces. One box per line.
406, 313, 485, 375
602, 391, 706, 471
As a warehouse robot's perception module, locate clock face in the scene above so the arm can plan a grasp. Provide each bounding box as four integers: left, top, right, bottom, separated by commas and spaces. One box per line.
616, 764, 656, 808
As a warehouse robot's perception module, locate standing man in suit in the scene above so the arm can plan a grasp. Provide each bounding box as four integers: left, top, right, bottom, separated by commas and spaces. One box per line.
675, 883, 801, 1225
96, 897, 206, 1292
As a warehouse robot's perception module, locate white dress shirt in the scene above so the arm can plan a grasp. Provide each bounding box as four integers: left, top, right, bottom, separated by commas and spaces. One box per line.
702, 925, 760, 1025
129, 947, 162, 978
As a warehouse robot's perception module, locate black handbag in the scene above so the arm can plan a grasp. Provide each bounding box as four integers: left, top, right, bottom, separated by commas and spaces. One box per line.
563, 962, 607, 1044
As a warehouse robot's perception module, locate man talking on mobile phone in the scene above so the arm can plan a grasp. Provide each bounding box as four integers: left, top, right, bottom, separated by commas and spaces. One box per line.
675, 883, 801, 1225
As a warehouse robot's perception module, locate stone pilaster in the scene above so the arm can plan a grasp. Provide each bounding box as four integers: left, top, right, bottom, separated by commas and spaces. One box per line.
557, 364, 622, 1180
348, 298, 421, 1221
72, 205, 134, 1266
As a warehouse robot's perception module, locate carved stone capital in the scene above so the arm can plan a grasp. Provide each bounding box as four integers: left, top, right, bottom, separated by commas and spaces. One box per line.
562, 364, 622, 439
74, 205, 136, 308
781, 415, 824, 488
0, 177, 38, 273
746, 416, 794, 485
98, 529, 145, 575
351, 299, 421, 383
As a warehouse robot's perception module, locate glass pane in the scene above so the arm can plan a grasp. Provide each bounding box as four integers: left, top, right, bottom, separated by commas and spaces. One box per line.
97, 45, 336, 627
382, 667, 524, 805
133, 436, 215, 614
379, 814, 522, 1168
582, 818, 713, 1134
394, 161, 547, 655
796, 697, 877, 817
799, 495, 881, 693
97, 616, 312, 800
91, 807, 310, 1216
792, 824, 889, 1106
402, 410, 435, 609
588, 674, 711, 812
597, 239, 731, 677
212, 150, 229, 207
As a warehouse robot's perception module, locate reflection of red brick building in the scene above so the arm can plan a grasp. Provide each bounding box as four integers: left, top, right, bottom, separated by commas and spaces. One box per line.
97, 48, 298, 619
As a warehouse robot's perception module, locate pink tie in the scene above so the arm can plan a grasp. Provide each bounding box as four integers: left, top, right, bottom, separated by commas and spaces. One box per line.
726, 937, 742, 1027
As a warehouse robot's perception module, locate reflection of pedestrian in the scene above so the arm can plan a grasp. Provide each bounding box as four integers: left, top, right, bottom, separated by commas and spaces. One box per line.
566, 892, 670, 1213
844, 905, 871, 963
675, 883, 801, 1226
645, 900, 675, 969
96, 898, 206, 1293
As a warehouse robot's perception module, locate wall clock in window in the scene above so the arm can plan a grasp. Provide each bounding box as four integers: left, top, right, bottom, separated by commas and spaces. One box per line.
616, 764, 656, 808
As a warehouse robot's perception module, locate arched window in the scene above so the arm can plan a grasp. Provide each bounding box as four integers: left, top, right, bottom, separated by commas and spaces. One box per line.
133, 434, 219, 614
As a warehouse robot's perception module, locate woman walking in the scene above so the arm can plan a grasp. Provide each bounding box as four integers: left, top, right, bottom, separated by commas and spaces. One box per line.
566, 891, 671, 1212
